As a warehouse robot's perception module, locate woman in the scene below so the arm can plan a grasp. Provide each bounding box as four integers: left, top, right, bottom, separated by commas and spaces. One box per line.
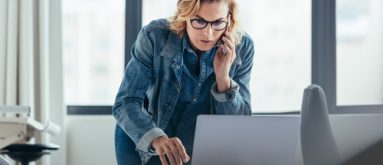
113, 0, 254, 164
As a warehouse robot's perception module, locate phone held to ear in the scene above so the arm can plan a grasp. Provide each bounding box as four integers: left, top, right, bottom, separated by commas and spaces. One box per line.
221, 16, 231, 56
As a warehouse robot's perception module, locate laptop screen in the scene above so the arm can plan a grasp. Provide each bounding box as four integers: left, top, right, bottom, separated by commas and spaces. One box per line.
191, 115, 302, 165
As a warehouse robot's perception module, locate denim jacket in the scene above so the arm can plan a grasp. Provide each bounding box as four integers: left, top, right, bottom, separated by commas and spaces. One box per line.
112, 19, 254, 163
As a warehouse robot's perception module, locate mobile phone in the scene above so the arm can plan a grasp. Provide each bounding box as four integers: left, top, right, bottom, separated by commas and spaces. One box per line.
221, 16, 231, 55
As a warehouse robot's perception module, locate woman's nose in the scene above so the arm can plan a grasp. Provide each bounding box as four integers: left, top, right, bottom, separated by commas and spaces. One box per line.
202, 25, 214, 37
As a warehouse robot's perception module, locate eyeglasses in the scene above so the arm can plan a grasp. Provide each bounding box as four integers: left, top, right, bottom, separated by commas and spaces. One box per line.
190, 17, 229, 31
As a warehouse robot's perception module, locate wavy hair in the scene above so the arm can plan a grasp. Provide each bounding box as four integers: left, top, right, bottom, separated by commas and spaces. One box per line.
169, 0, 244, 45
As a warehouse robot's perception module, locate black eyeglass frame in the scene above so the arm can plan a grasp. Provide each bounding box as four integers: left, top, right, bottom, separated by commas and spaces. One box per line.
189, 17, 229, 31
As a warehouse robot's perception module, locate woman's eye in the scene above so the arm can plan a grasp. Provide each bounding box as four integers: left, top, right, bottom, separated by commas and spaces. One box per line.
195, 19, 206, 24
213, 21, 225, 26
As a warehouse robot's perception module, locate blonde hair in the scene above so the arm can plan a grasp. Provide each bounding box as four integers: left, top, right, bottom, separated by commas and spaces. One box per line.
169, 0, 244, 45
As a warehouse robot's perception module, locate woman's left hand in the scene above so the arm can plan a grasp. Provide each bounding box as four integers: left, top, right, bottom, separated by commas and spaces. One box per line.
214, 31, 236, 92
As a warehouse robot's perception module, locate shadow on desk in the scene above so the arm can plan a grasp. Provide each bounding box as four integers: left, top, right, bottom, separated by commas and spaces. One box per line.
343, 138, 383, 165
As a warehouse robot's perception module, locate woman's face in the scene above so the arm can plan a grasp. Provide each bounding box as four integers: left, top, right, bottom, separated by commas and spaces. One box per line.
186, 1, 229, 52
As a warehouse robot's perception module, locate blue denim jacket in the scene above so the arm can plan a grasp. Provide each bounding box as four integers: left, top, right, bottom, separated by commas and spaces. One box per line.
112, 19, 254, 163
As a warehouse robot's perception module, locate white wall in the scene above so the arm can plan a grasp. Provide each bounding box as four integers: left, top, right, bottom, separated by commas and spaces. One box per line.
67, 116, 117, 165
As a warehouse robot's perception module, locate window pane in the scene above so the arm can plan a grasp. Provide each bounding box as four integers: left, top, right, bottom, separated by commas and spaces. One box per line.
142, 0, 178, 27
238, 0, 311, 112
62, 0, 125, 105
336, 0, 383, 105
142, 0, 311, 113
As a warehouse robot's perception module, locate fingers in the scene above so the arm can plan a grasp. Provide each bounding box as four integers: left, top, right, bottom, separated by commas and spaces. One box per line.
173, 138, 190, 163
168, 142, 182, 165
219, 44, 229, 56
164, 145, 178, 165
225, 31, 233, 41
220, 35, 236, 64
159, 152, 168, 165
219, 44, 235, 62
152, 136, 189, 165
221, 36, 234, 51
156, 147, 168, 165
223, 31, 234, 47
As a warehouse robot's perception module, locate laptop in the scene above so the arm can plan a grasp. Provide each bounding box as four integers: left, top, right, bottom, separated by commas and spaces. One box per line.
0, 155, 10, 165
191, 115, 302, 165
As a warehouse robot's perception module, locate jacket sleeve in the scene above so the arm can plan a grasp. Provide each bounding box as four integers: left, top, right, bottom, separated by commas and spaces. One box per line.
210, 36, 254, 115
112, 26, 166, 159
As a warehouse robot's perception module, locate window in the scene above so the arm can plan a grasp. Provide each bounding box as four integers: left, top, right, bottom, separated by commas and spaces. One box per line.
62, 0, 125, 106
142, 0, 177, 27
142, 0, 311, 113
238, 0, 311, 112
336, 0, 383, 105
63, 0, 383, 114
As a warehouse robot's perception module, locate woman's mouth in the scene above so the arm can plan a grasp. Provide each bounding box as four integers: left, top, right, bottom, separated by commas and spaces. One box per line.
200, 40, 214, 44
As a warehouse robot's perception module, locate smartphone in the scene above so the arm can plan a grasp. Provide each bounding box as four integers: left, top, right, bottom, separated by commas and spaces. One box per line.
221, 16, 231, 55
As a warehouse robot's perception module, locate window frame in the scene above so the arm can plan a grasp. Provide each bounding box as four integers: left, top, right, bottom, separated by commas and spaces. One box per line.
67, 0, 383, 115
66, 0, 141, 115
314, 0, 383, 114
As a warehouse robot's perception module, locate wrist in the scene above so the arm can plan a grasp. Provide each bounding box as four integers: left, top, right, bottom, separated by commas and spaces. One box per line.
216, 76, 231, 93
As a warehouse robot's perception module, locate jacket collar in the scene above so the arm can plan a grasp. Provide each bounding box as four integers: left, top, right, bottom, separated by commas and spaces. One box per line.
160, 31, 183, 64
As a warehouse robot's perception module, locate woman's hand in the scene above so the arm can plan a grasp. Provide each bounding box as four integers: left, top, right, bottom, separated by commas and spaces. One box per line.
151, 136, 190, 165
214, 31, 236, 92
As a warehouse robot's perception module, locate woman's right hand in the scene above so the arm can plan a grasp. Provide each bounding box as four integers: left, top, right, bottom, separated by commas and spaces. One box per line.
151, 136, 190, 165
